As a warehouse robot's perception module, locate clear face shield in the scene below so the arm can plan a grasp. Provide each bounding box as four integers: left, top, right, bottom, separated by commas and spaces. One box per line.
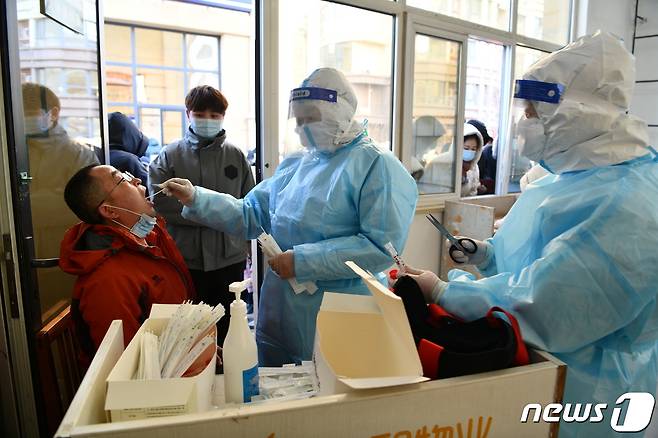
286, 86, 339, 152
512, 79, 565, 163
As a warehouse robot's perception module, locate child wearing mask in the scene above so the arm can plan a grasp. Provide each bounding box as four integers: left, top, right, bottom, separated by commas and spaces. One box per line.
148, 85, 255, 345
461, 121, 487, 196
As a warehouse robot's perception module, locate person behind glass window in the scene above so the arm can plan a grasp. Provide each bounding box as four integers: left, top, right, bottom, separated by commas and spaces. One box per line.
148, 85, 255, 346
461, 121, 487, 196
108, 112, 150, 193
22, 83, 99, 287
468, 119, 496, 194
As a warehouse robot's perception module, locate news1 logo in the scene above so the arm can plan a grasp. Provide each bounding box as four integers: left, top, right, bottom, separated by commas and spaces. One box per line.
520, 392, 655, 432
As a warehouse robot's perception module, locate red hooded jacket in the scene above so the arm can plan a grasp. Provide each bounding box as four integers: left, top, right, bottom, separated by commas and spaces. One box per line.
59, 218, 194, 362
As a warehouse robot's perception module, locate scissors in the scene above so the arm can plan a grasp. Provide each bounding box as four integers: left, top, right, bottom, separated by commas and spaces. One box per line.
425, 214, 478, 262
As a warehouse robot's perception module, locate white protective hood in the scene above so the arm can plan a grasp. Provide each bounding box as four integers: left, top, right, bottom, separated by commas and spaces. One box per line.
463, 121, 484, 164
522, 30, 649, 174
294, 68, 364, 151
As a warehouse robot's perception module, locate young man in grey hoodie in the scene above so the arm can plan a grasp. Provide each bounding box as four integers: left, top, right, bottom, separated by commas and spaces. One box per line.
148, 85, 255, 345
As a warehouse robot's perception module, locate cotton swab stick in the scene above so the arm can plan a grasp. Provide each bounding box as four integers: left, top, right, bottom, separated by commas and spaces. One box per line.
147, 186, 167, 200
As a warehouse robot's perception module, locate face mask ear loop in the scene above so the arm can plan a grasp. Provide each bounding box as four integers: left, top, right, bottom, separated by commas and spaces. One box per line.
111, 219, 134, 234
105, 204, 138, 216
105, 205, 156, 238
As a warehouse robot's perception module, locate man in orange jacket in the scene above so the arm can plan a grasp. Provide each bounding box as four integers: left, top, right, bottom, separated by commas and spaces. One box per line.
60, 164, 194, 364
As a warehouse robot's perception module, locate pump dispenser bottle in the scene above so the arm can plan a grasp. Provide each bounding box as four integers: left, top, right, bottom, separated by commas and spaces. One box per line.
223, 279, 259, 403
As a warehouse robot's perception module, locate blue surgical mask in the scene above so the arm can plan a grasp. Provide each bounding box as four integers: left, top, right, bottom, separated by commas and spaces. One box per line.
24, 111, 52, 136
190, 117, 223, 139
463, 149, 476, 162
107, 205, 157, 239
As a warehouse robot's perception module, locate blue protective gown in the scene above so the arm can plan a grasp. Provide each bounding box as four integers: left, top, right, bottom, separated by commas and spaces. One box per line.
183, 134, 418, 366
440, 151, 658, 437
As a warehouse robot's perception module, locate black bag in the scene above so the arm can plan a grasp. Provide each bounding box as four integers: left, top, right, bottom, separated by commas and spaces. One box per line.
392, 275, 529, 379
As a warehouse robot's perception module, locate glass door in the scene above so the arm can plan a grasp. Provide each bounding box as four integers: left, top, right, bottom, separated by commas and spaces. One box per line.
10, 0, 104, 324
1, 0, 106, 435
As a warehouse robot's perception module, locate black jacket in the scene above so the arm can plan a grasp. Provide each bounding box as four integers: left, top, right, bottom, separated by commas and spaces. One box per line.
108, 112, 149, 187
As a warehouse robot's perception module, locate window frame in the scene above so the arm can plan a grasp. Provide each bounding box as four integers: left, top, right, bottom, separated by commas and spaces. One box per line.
104, 22, 221, 147
259, 0, 577, 207
402, 18, 467, 210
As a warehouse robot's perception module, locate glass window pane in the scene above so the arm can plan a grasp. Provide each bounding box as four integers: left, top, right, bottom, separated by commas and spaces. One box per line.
139, 107, 163, 150
163, 110, 184, 145
36, 68, 63, 95
187, 72, 219, 90
108, 105, 135, 120
37, 68, 91, 97
412, 35, 461, 195
60, 117, 91, 139
64, 70, 88, 95
407, 0, 511, 31
464, 39, 504, 195
105, 24, 131, 63
106, 65, 133, 102
90, 69, 98, 96
135, 28, 183, 67
220, 31, 255, 159
35, 17, 95, 49
517, 0, 570, 45
508, 46, 549, 192
279, 0, 394, 157
186, 34, 219, 70
136, 68, 184, 105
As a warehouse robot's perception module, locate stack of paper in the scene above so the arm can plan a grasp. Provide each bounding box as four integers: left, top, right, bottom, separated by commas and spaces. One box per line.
134, 302, 224, 380
251, 361, 319, 403
134, 331, 160, 380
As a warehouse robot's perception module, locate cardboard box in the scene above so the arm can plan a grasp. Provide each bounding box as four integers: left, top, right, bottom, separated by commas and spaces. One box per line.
57, 276, 566, 437
314, 261, 429, 394
104, 318, 216, 422
58, 344, 565, 437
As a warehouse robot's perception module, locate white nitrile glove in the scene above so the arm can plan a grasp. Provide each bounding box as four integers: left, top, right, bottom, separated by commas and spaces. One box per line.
404, 266, 447, 303
160, 178, 196, 206
449, 237, 492, 266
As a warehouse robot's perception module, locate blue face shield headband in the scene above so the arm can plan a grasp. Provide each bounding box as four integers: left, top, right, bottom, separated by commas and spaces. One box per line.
290, 87, 339, 151
514, 79, 565, 104
289, 87, 338, 103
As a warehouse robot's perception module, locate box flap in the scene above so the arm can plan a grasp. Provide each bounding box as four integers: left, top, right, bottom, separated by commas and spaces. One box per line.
340, 375, 428, 389
314, 262, 429, 390
345, 261, 423, 377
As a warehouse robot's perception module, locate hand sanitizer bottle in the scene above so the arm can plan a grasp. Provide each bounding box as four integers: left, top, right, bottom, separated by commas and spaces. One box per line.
223, 279, 259, 403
